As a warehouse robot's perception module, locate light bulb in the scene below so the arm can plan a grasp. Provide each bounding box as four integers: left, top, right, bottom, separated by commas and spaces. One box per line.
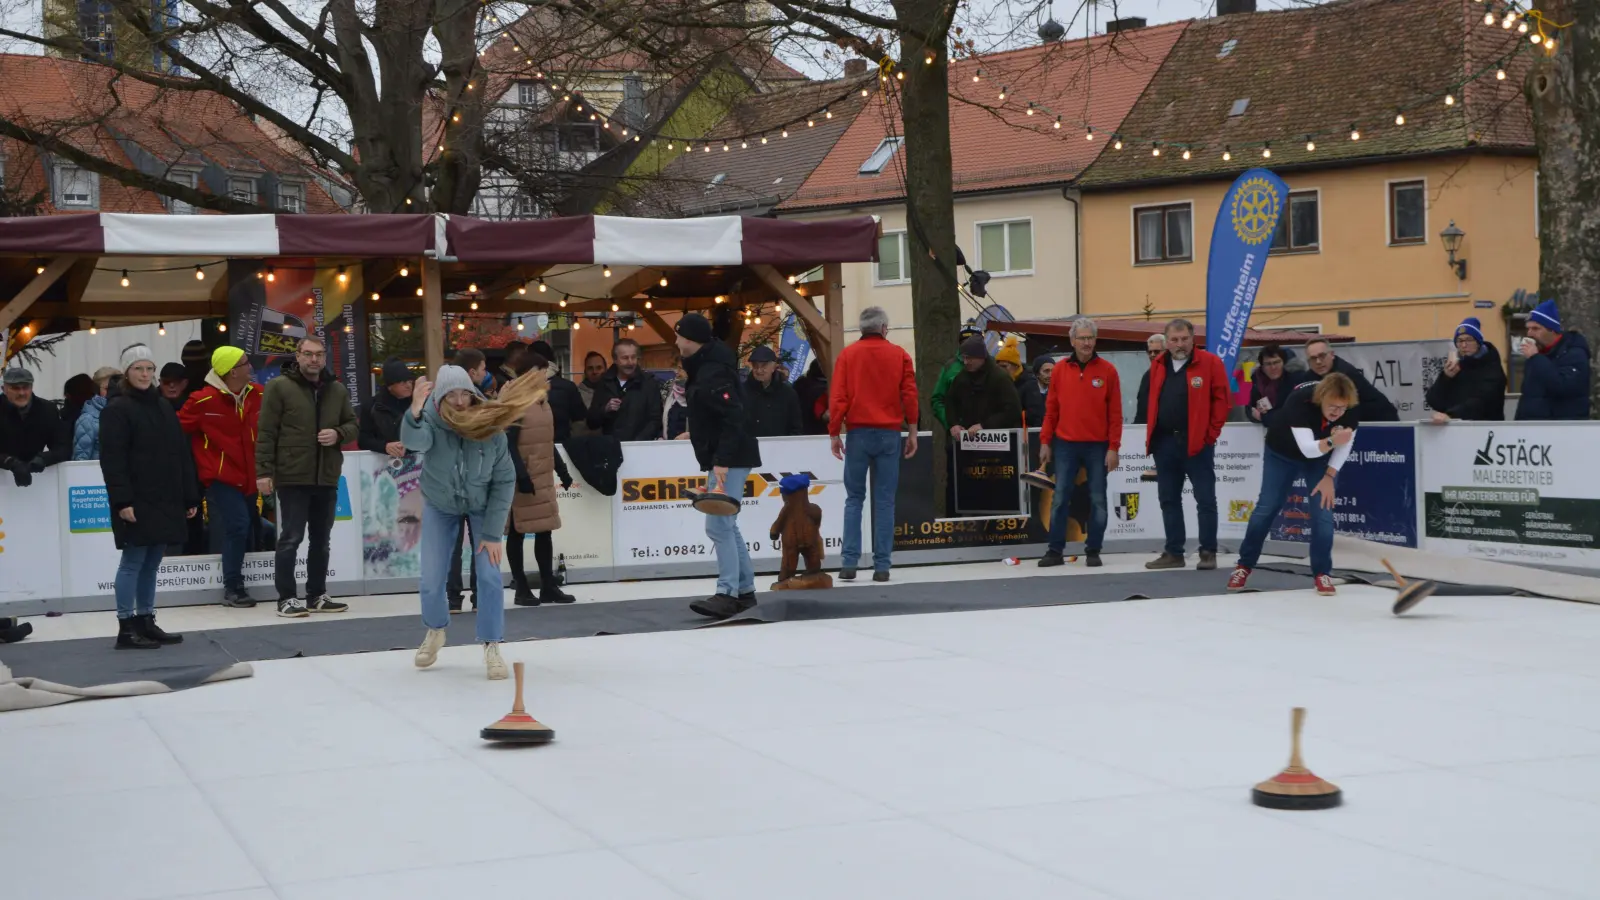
34, 263, 43, 275
1085, 128, 1094, 140
219, 322, 227, 332
120, 270, 130, 287
1223, 149, 1232, 161
1547, 39, 1558, 53
1113, 139, 1123, 150
896, 71, 903, 80
786, 275, 797, 284
559, 297, 567, 308
402, 323, 410, 331
667, 142, 674, 150
89, 322, 97, 335
20, 324, 29, 334
1351, 127, 1361, 141
611, 303, 620, 312
1152, 145, 1161, 157
603, 264, 612, 277
781, 129, 789, 138
405, 198, 413, 205
195, 265, 205, 280
337, 266, 348, 284
1498, 68, 1508, 79
1502, 13, 1514, 28
417, 287, 424, 297
1026, 105, 1035, 116
807, 118, 815, 127
1485, 11, 1495, 24
762, 136, 769, 143
469, 301, 478, 310
1182, 149, 1191, 160
457, 321, 465, 330
628, 323, 636, 331
516, 321, 525, 331
468, 282, 478, 293
399, 266, 409, 277
925, 54, 933, 64
1053, 117, 1061, 129
659, 276, 668, 287
644, 300, 652, 309
517, 284, 526, 295
722, 143, 729, 152
998, 87, 1007, 100
715, 295, 725, 303
1531, 33, 1542, 44
1396, 113, 1406, 125
744, 317, 751, 325
1445, 94, 1455, 106
266, 267, 275, 282
158, 322, 166, 335
371, 292, 380, 301
1306, 140, 1316, 151
825, 108, 832, 118
754, 316, 761, 325
572, 320, 580, 331
538, 280, 548, 292
1518, 20, 1528, 33
1263, 146, 1272, 158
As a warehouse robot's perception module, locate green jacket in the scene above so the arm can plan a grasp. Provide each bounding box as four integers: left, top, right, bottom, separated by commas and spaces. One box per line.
931, 357, 962, 429
401, 399, 516, 532
256, 361, 358, 487
944, 359, 1023, 430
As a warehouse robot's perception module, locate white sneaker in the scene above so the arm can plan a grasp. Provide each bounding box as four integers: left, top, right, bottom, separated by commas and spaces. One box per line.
415, 628, 446, 668
484, 642, 508, 680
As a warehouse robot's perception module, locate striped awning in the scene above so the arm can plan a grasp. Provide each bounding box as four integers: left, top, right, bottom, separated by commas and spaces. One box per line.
0, 212, 880, 266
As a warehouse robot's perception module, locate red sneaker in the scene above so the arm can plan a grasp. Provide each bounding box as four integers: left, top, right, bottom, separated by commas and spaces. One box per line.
1314, 574, 1337, 596
1226, 566, 1251, 591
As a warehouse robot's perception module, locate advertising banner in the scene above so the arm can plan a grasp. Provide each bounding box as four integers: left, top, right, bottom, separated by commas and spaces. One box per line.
361, 453, 425, 581
1332, 339, 1454, 420
0, 468, 65, 604
1101, 425, 1265, 544
892, 432, 1043, 553
612, 435, 859, 571
57, 458, 363, 598
953, 429, 1026, 516
1268, 424, 1419, 548
1206, 167, 1290, 390
226, 259, 369, 413
1419, 423, 1600, 568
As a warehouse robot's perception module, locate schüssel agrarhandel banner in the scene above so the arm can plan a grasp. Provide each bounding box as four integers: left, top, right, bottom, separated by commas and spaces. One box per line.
1419, 423, 1600, 567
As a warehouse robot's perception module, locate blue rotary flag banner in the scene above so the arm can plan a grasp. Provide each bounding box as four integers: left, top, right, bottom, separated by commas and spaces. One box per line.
1206, 168, 1289, 391
778, 314, 811, 383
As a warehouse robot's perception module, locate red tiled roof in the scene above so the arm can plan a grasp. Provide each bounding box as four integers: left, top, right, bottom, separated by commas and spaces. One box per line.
1076, 0, 1533, 188
622, 74, 878, 217
0, 54, 341, 214
779, 23, 1187, 210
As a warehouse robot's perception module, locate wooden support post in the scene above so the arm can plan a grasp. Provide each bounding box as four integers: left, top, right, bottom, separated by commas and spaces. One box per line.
422, 256, 445, 375
0, 256, 78, 335
750, 264, 834, 373
823, 262, 845, 375
641, 308, 678, 347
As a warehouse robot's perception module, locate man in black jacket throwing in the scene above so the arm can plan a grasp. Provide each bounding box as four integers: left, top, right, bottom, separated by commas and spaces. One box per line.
676, 313, 762, 620
586, 338, 662, 442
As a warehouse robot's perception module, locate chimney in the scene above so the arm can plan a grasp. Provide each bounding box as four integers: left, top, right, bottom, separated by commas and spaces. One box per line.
1217, 0, 1256, 14
1105, 17, 1147, 33
844, 58, 868, 77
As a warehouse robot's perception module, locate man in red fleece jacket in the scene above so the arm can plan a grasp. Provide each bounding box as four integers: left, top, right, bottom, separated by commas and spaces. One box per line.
829, 306, 918, 581
1143, 318, 1232, 570
1037, 317, 1121, 568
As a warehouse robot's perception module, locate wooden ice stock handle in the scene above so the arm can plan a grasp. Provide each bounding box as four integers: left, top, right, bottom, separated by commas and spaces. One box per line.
512, 662, 527, 716
1289, 707, 1306, 769
1380, 558, 1408, 587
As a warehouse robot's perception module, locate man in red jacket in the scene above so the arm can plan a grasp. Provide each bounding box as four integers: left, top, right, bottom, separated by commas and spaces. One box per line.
1143, 319, 1231, 570
829, 306, 918, 582
1038, 318, 1121, 568
178, 346, 262, 608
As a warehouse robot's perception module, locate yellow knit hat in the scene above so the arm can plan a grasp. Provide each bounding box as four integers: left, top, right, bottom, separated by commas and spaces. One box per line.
211, 345, 246, 377
995, 335, 1022, 377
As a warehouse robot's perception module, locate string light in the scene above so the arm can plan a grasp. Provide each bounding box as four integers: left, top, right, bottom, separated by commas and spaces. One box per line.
399, 265, 409, 277
572, 319, 580, 331
158, 322, 166, 335
659, 275, 668, 287
89, 321, 97, 335
1518, 20, 1529, 34
1445, 94, 1455, 106
1223, 147, 1232, 161
416, 287, 425, 297
266, 266, 275, 282
1053, 116, 1061, 130
194, 265, 205, 280
1305, 137, 1316, 151
517, 284, 527, 295
1351, 125, 1361, 140
457, 320, 466, 330
1262, 144, 1272, 158
219, 322, 227, 333
402, 323, 410, 331
1396, 112, 1406, 125
998, 86, 1008, 100
611, 302, 620, 311
1530, 33, 1542, 45
644, 300, 652, 309
33, 262, 43, 275
469, 300, 479, 310
538, 278, 548, 292
1085, 127, 1094, 140
602, 265, 611, 278
1113, 137, 1123, 150
715, 294, 725, 303
337, 266, 348, 285
516, 321, 525, 331
1498, 68, 1508, 79
371, 292, 380, 301
558, 296, 567, 308
20, 324, 29, 334
468, 282, 478, 293
1151, 144, 1161, 157
1182, 149, 1192, 160
120, 270, 130, 287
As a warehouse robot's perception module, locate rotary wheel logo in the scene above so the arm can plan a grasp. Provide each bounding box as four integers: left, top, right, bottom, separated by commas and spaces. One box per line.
1230, 177, 1283, 246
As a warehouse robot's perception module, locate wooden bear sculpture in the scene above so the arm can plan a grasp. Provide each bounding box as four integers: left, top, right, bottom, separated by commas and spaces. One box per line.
769, 473, 833, 591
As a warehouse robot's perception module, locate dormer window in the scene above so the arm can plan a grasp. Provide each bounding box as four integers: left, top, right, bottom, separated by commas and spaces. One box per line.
859, 137, 903, 175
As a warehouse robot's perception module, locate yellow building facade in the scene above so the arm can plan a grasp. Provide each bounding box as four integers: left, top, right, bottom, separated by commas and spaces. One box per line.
1080, 154, 1540, 346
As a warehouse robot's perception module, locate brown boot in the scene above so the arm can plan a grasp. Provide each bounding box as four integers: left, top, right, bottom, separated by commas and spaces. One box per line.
1145, 552, 1185, 570
1196, 551, 1217, 571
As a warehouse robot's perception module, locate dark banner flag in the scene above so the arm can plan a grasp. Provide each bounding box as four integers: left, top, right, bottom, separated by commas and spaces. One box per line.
226, 260, 369, 413
1206, 168, 1289, 390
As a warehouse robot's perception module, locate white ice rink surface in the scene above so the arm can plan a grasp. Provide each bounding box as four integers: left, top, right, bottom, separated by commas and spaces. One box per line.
5, 568, 1600, 900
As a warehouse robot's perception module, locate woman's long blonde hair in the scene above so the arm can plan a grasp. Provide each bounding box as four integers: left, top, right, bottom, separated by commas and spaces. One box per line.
440, 368, 548, 441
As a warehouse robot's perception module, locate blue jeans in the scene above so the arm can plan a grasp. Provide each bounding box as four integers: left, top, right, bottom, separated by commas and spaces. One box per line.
704, 468, 755, 597
420, 501, 505, 642
842, 428, 900, 572
1046, 440, 1109, 554
1153, 433, 1218, 556
115, 544, 164, 620
206, 482, 253, 592
1237, 448, 1335, 576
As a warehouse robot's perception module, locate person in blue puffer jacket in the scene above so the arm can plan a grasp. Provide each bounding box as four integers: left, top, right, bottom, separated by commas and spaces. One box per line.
72, 374, 121, 460
402, 364, 525, 681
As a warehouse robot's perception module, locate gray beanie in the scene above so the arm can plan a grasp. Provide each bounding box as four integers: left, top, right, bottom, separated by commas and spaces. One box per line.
430, 364, 483, 409
120, 343, 155, 372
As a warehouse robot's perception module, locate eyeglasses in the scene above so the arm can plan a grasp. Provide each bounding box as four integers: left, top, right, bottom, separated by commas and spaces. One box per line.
298, 350, 327, 359
1307, 352, 1332, 363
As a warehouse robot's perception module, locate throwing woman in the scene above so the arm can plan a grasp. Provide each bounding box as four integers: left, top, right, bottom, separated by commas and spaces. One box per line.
1228, 372, 1360, 596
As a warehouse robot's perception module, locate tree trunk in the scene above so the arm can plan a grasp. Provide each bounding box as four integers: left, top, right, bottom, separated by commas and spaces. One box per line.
1528, 0, 1600, 416
893, 0, 961, 512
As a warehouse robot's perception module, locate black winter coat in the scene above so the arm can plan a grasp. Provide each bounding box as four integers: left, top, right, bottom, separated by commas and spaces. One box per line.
743, 376, 803, 438
99, 383, 200, 549
547, 373, 588, 443
358, 391, 410, 452
1426, 343, 1507, 421
945, 359, 1023, 430
1248, 368, 1316, 428
586, 366, 663, 442
684, 340, 761, 470
1015, 370, 1046, 429
0, 397, 68, 469
1304, 357, 1399, 421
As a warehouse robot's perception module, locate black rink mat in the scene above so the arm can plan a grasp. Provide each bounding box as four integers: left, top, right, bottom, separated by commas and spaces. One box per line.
0, 568, 1317, 687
